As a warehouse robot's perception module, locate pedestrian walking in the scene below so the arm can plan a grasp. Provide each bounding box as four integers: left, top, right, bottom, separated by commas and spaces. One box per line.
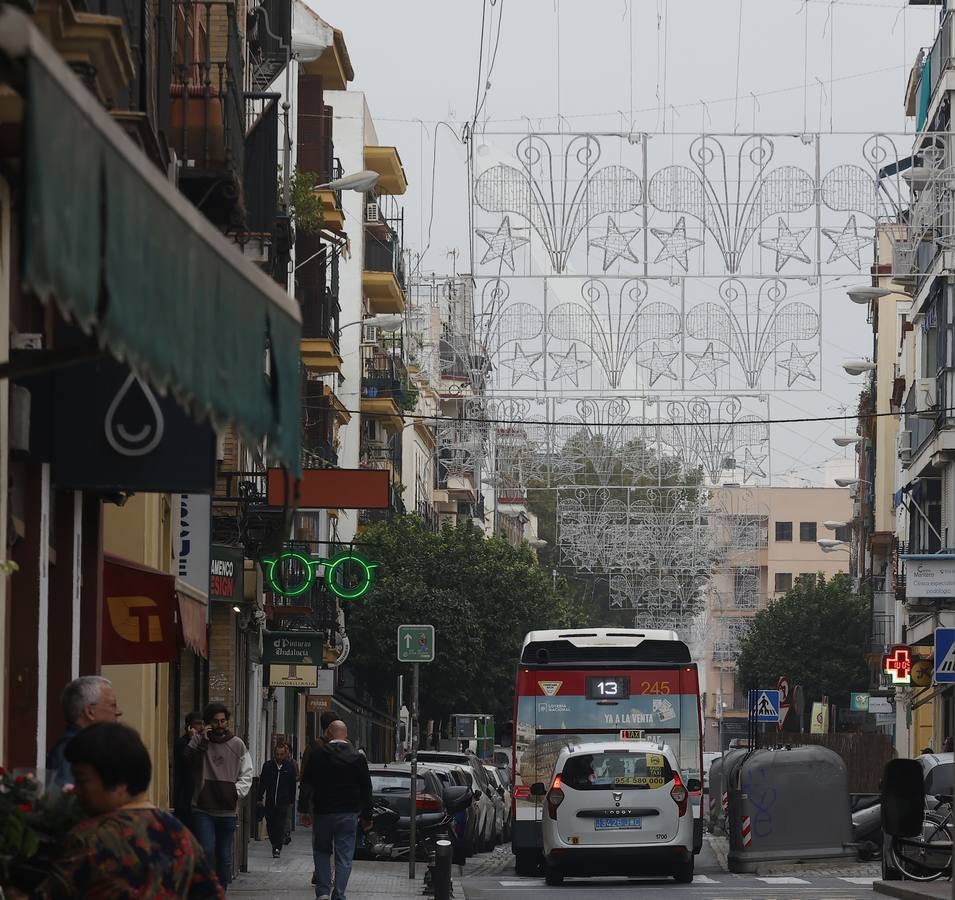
46, 675, 123, 786
256, 741, 297, 857
187, 702, 253, 892
174, 711, 204, 830
11, 722, 223, 898
300, 720, 373, 900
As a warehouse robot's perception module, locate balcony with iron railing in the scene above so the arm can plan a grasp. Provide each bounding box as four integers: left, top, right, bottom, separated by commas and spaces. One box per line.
357, 483, 406, 526
297, 234, 341, 373
363, 217, 406, 314
247, 0, 292, 93
170, 0, 246, 228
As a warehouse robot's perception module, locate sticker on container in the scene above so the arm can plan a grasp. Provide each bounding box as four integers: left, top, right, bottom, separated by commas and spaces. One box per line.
615, 775, 665, 788
646, 753, 665, 768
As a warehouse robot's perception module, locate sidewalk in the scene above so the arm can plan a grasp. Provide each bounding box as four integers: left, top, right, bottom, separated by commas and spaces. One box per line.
873, 880, 953, 900
230, 829, 428, 898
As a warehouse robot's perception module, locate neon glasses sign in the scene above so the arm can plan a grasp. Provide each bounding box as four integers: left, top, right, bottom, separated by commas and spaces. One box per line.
262, 550, 379, 601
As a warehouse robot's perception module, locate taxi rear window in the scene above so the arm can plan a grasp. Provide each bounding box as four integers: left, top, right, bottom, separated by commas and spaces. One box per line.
562, 751, 674, 791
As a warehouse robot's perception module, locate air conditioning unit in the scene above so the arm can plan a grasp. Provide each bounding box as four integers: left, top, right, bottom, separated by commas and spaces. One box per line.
915, 377, 938, 417
899, 429, 913, 463
852, 499, 862, 519
365, 203, 380, 223
362, 325, 378, 345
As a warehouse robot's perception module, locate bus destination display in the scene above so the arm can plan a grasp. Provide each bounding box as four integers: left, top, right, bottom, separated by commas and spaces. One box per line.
585, 676, 630, 700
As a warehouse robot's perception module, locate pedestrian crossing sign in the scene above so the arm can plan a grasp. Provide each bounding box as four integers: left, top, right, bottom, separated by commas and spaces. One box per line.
750, 689, 780, 722
934, 628, 955, 684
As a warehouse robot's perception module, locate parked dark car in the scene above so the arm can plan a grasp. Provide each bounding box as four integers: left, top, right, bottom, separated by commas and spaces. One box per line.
368, 765, 451, 843
414, 751, 498, 850
420, 762, 481, 858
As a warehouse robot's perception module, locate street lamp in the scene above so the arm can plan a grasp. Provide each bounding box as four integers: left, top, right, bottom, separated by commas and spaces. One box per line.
834, 477, 869, 488
842, 359, 877, 375
824, 520, 849, 530
314, 170, 381, 193
846, 285, 892, 305
341, 314, 403, 334
817, 539, 850, 552
833, 435, 862, 447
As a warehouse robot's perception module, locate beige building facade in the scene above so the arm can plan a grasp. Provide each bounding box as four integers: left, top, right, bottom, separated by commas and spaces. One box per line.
703, 486, 852, 751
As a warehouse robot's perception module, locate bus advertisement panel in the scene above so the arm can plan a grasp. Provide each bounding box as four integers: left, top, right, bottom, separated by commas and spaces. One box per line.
510, 630, 702, 870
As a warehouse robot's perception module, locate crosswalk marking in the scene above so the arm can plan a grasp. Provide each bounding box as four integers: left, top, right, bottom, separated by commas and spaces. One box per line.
756, 875, 811, 884
692, 874, 721, 883
839, 876, 878, 884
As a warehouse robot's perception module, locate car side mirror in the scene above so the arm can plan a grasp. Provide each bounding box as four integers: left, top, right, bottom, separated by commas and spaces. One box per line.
686, 778, 702, 793
881, 759, 925, 838
530, 782, 547, 797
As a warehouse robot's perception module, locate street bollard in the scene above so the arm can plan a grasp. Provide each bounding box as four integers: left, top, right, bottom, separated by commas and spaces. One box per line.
433, 839, 452, 900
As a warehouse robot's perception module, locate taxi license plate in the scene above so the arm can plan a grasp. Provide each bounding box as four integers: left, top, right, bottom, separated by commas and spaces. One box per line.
595, 816, 642, 830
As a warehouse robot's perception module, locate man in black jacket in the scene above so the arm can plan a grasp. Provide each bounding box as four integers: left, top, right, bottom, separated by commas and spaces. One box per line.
256, 742, 298, 857
301, 720, 372, 900
172, 710, 203, 829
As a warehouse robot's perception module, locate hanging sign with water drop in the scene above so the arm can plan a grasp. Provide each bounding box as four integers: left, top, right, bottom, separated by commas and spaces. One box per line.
51, 357, 216, 493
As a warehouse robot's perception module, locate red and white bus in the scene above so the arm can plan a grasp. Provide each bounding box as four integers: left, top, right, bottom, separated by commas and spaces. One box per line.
510, 629, 703, 875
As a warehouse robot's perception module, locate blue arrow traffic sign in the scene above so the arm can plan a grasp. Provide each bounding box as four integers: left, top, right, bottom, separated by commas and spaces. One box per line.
750, 689, 781, 722
935, 628, 955, 684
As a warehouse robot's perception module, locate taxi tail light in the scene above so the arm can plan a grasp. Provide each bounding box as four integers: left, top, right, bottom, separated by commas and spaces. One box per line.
546, 775, 564, 820
415, 792, 443, 813
670, 773, 688, 817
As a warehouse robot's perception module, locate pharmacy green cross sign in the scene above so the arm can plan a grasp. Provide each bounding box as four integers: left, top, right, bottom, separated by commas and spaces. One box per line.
397, 625, 435, 663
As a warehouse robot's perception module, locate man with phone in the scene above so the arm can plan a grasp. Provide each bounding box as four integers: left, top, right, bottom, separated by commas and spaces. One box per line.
187, 702, 253, 891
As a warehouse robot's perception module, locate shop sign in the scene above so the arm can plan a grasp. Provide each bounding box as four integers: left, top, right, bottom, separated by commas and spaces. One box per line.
269, 665, 318, 687
175, 494, 210, 595
51, 357, 215, 493
264, 631, 323, 665
210, 545, 243, 603
102, 558, 177, 665
901, 555, 955, 599
306, 695, 333, 714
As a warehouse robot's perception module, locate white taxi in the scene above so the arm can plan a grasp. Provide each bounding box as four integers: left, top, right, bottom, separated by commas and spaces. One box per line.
533, 740, 697, 886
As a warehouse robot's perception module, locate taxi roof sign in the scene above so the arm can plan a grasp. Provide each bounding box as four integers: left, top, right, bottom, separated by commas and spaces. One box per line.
619, 729, 645, 740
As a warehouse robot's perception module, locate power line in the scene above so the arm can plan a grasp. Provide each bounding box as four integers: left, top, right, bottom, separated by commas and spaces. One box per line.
301, 399, 925, 430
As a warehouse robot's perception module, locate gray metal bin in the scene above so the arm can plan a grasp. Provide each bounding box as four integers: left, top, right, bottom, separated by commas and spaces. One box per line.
709, 749, 747, 835
727, 746, 855, 872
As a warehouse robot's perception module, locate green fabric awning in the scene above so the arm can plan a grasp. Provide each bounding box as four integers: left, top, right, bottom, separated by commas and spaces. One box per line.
3, 8, 301, 473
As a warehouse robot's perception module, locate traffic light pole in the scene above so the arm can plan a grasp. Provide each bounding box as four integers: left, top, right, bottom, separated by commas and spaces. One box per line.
409, 661, 419, 880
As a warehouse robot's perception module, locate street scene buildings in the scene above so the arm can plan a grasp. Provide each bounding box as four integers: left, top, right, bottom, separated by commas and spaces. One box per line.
3, 0, 955, 896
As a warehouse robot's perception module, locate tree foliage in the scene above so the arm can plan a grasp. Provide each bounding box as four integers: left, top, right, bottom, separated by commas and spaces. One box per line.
344, 517, 585, 725
736, 573, 870, 716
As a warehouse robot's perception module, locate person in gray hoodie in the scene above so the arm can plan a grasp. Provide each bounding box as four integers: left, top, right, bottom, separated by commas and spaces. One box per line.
300, 720, 372, 900
187, 702, 253, 891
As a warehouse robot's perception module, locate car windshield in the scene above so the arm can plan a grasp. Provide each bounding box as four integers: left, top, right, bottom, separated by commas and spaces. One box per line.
562, 750, 675, 791
925, 763, 954, 796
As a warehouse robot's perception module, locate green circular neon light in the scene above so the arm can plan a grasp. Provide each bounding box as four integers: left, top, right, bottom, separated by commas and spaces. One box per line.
263, 551, 378, 600
263, 551, 318, 597
324, 552, 378, 600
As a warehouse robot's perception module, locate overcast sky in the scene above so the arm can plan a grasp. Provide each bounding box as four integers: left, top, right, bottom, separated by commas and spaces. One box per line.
319, 0, 938, 485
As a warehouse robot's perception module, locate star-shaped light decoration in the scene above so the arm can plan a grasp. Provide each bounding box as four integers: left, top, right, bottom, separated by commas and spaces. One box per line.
475, 216, 530, 270
686, 342, 729, 388
499, 342, 543, 386
549, 343, 590, 387
822, 214, 871, 267
759, 217, 812, 272
741, 447, 768, 483
589, 217, 641, 270
643, 342, 679, 387
776, 343, 818, 387
651, 217, 704, 271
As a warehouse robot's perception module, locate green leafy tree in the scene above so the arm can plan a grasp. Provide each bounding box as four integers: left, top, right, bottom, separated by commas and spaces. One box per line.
736, 572, 870, 718
344, 517, 585, 725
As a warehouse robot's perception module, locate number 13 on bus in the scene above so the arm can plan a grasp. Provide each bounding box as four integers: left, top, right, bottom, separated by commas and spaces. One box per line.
510, 629, 703, 875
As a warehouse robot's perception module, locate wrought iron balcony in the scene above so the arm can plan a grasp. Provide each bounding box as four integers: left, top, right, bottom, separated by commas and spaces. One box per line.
358, 484, 406, 526
364, 227, 406, 289
361, 355, 405, 404
170, 0, 246, 226
247, 0, 292, 93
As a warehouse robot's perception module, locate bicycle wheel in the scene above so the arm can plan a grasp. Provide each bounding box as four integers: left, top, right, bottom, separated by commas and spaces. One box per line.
890, 815, 952, 881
